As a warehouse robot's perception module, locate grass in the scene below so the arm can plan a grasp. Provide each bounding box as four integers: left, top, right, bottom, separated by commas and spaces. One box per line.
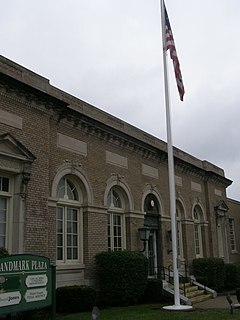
56, 303, 239, 320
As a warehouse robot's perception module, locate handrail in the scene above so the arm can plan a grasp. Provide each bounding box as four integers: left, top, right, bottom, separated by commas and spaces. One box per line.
161, 262, 192, 297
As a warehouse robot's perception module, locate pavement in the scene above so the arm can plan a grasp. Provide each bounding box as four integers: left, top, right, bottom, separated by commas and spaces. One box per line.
193, 294, 238, 309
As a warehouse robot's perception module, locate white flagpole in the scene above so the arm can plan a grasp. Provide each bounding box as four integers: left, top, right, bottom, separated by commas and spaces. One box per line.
159, 0, 192, 310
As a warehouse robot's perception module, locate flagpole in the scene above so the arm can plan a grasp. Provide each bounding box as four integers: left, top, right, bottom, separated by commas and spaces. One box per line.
159, 0, 192, 310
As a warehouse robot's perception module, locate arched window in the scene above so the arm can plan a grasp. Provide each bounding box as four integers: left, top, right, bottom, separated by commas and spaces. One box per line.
144, 194, 159, 214
107, 188, 125, 251
56, 176, 82, 263
193, 205, 203, 258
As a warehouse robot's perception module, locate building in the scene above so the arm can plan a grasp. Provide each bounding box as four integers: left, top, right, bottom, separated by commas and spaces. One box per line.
0, 55, 239, 287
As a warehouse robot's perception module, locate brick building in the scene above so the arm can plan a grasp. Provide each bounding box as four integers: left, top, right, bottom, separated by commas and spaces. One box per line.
0, 55, 239, 287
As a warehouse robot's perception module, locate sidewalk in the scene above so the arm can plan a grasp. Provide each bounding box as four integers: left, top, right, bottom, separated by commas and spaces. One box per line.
194, 294, 238, 309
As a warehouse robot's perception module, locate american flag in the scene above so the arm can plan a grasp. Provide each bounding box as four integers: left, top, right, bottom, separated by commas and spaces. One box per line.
164, 6, 185, 101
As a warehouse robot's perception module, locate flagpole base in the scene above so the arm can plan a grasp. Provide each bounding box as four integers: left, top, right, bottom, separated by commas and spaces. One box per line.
162, 305, 193, 311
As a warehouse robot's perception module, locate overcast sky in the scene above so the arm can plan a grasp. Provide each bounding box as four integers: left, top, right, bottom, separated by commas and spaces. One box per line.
1, 0, 239, 200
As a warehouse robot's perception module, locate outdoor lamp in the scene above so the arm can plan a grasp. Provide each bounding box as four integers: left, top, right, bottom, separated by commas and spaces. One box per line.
138, 226, 151, 252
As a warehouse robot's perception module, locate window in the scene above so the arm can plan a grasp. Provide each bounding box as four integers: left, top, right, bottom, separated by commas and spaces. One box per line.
193, 206, 203, 258
0, 176, 11, 249
229, 219, 237, 252
176, 203, 184, 259
107, 189, 125, 251
56, 177, 82, 263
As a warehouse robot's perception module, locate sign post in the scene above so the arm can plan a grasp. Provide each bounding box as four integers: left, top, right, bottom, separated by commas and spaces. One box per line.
0, 254, 55, 319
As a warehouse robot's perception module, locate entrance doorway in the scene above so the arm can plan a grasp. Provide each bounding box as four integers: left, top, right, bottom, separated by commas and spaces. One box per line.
143, 193, 161, 278
147, 230, 158, 277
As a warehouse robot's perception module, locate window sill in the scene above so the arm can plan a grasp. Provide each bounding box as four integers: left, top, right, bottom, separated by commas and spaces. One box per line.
56, 263, 85, 271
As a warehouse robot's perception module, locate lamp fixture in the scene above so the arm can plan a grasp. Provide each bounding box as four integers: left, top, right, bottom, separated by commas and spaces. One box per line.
138, 226, 151, 252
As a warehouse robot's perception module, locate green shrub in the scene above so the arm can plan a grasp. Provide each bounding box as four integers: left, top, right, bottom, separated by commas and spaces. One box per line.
224, 263, 240, 289
236, 288, 240, 303
56, 285, 96, 313
192, 258, 225, 291
0, 247, 9, 257
95, 250, 148, 306
142, 278, 163, 303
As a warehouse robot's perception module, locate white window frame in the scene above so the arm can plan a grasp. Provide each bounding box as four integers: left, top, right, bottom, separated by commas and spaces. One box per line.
193, 206, 203, 258
107, 189, 126, 251
176, 206, 184, 259
56, 177, 83, 265
0, 175, 13, 252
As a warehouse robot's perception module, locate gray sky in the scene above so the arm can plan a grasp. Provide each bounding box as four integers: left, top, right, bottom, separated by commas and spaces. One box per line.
1, 0, 239, 200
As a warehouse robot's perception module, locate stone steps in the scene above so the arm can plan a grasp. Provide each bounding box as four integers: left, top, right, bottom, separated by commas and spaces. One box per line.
190, 293, 213, 304
169, 282, 213, 305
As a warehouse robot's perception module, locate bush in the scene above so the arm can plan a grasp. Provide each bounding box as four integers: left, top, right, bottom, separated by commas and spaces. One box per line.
192, 258, 225, 291
95, 250, 148, 306
56, 285, 96, 313
0, 247, 9, 257
142, 278, 163, 303
224, 263, 240, 289
236, 288, 240, 303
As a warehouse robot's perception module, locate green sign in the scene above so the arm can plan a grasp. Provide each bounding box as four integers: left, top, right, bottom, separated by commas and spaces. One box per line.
0, 254, 55, 316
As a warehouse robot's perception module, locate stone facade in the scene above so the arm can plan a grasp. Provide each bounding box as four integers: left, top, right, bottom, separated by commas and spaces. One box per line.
0, 55, 239, 287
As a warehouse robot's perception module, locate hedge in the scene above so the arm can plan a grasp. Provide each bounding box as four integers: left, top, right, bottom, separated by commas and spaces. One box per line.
192, 257, 225, 291
142, 278, 163, 303
0, 247, 9, 257
56, 285, 96, 313
95, 250, 148, 306
224, 263, 240, 289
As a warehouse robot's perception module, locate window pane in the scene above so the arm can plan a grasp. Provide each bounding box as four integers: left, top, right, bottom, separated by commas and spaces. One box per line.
67, 248, 72, 259
67, 209, 71, 221
67, 222, 72, 234
73, 235, 77, 246
73, 222, 77, 233
57, 248, 63, 260
194, 209, 198, 220
0, 223, 6, 236
57, 178, 65, 198
57, 207, 63, 220
57, 221, 63, 233
0, 211, 6, 223
57, 234, 63, 246
67, 179, 78, 201
67, 185, 74, 200
194, 225, 200, 255
72, 210, 78, 221
2, 178, 9, 192
0, 198, 7, 211
0, 235, 6, 248
107, 189, 122, 208
73, 248, 78, 259
67, 234, 72, 246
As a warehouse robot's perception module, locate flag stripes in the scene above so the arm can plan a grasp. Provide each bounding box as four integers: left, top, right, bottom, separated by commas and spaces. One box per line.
164, 6, 185, 101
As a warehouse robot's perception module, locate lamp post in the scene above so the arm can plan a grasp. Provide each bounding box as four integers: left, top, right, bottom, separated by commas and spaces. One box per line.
138, 227, 151, 252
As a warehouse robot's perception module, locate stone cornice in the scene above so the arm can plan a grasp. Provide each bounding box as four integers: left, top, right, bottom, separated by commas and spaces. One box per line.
0, 73, 68, 112
0, 69, 232, 189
